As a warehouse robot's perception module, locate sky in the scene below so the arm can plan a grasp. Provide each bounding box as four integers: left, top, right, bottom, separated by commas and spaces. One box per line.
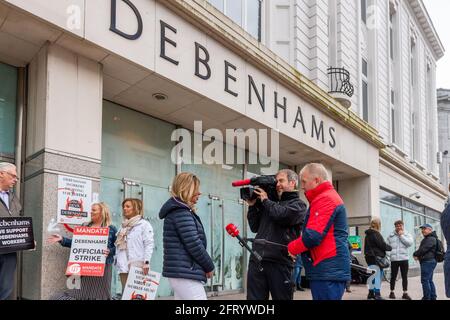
423, 1, 450, 89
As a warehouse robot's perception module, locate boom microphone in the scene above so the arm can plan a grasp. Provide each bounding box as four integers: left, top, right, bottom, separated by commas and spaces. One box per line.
226, 223, 262, 263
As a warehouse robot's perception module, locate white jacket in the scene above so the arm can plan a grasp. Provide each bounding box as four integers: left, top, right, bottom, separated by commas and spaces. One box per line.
115, 219, 154, 273
386, 231, 414, 262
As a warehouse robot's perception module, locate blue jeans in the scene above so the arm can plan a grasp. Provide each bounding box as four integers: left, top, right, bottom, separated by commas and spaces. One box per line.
445, 253, 450, 298
310, 280, 346, 300
0, 253, 17, 300
292, 255, 302, 286
367, 265, 383, 293
420, 260, 437, 300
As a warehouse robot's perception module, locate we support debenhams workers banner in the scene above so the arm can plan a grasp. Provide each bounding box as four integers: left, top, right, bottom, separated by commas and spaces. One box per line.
0, 217, 34, 254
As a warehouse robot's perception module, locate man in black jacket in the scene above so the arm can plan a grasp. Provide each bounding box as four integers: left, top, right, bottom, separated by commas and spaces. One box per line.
413, 224, 439, 300
246, 169, 307, 300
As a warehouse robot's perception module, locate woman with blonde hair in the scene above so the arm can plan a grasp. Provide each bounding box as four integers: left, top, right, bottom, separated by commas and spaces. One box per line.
47, 202, 117, 300
115, 198, 154, 292
159, 172, 214, 300
364, 218, 392, 300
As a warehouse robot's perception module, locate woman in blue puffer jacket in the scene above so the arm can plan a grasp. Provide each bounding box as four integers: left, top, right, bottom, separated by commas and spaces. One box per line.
159, 172, 215, 300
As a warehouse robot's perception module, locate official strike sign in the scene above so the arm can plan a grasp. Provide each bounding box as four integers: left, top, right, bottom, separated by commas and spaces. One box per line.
122, 266, 161, 300
0, 217, 34, 254
66, 227, 109, 277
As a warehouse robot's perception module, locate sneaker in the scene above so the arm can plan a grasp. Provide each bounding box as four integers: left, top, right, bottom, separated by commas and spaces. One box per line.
346, 288, 352, 293
296, 284, 305, 291
389, 292, 396, 299
374, 295, 385, 300
402, 293, 412, 300
367, 291, 375, 300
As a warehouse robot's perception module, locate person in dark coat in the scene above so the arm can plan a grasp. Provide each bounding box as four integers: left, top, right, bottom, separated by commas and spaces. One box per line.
159, 172, 214, 300
441, 199, 450, 298
0, 163, 23, 300
246, 169, 307, 300
364, 218, 392, 300
413, 224, 439, 300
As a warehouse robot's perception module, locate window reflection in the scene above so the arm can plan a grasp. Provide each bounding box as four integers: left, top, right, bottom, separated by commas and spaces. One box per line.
208, 0, 262, 42
227, 0, 242, 26
247, 0, 261, 40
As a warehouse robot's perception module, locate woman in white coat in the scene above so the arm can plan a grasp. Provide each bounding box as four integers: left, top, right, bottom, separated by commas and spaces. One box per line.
386, 220, 413, 300
115, 198, 154, 292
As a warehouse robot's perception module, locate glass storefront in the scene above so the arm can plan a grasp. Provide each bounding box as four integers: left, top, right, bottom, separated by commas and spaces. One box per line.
100, 101, 285, 297
379, 188, 443, 268
100, 100, 176, 297
0, 62, 18, 161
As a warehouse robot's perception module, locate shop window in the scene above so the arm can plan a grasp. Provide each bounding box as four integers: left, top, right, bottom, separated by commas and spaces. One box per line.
379, 202, 402, 241
379, 188, 401, 206
0, 62, 18, 161
100, 100, 177, 298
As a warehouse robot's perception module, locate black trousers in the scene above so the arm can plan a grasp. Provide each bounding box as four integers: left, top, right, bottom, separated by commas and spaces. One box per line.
390, 260, 409, 291
247, 260, 293, 300
0, 253, 17, 300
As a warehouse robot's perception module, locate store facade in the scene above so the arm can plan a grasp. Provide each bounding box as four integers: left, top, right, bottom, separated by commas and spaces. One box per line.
0, 0, 446, 299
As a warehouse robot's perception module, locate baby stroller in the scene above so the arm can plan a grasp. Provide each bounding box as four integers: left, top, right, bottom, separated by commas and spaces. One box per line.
350, 254, 374, 285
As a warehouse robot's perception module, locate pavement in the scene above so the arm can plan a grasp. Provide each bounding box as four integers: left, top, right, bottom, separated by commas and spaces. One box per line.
209, 271, 449, 300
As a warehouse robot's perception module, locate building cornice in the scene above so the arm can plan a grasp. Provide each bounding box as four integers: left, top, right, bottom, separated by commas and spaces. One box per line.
408, 0, 445, 60
380, 148, 447, 198
160, 0, 386, 150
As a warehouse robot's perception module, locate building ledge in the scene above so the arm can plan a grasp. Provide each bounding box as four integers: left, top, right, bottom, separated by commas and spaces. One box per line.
380, 148, 447, 198
387, 144, 409, 160
409, 0, 445, 60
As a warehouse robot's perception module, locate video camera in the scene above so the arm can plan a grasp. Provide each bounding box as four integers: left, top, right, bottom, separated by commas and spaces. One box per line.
231, 175, 278, 201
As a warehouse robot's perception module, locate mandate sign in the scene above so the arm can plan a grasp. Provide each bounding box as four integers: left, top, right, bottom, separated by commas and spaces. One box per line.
65, 226, 109, 277
0, 217, 34, 254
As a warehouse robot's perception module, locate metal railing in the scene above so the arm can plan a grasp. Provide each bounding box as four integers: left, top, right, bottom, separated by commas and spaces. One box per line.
328, 67, 354, 98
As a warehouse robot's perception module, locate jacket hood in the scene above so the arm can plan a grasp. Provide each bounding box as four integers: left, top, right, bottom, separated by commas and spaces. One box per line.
426, 231, 438, 239
159, 197, 191, 219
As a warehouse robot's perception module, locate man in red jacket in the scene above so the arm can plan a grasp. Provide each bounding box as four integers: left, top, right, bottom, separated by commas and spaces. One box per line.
288, 163, 350, 300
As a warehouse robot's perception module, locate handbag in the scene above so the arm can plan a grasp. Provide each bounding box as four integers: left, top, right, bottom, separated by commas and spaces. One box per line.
374, 255, 390, 269
369, 244, 390, 269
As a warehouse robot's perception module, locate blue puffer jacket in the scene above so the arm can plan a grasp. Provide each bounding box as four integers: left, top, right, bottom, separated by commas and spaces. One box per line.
60, 225, 117, 264
441, 203, 450, 298
159, 197, 214, 283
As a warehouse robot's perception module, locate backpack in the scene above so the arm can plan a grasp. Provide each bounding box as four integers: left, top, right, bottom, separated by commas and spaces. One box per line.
435, 238, 445, 263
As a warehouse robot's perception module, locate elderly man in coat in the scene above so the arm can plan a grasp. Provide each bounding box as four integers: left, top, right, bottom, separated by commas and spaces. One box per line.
0, 162, 22, 300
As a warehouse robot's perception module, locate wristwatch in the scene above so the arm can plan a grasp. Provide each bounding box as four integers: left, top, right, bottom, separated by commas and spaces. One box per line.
144, 261, 150, 265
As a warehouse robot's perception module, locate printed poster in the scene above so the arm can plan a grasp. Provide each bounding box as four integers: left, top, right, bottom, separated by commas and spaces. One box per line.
65, 226, 108, 277
122, 266, 161, 300
57, 175, 92, 225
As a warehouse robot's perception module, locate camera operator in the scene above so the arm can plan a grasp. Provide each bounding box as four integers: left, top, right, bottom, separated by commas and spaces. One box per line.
246, 169, 307, 300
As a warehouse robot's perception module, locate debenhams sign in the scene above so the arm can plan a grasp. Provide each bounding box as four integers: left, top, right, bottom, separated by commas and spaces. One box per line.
109, 0, 337, 149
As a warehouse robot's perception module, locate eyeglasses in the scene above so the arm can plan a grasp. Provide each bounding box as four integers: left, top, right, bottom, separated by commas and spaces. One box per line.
3, 172, 19, 180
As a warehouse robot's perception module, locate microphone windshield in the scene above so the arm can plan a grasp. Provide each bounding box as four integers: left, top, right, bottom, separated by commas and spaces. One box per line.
225, 223, 239, 237
231, 179, 251, 187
